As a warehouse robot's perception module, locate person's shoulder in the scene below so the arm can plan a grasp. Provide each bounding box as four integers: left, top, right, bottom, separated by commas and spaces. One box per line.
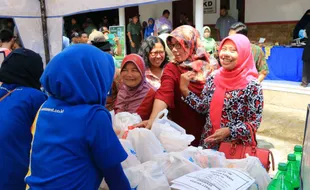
16, 87, 44, 96
163, 62, 178, 71
251, 44, 264, 53
13, 87, 47, 105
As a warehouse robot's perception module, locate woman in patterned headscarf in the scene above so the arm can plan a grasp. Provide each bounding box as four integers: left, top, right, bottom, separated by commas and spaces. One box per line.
135, 25, 217, 146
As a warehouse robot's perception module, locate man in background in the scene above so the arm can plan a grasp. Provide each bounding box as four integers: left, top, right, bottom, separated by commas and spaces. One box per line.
79, 32, 88, 44
178, 12, 188, 27
154, 10, 172, 36
83, 18, 97, 36
127, 14, 143, 53
70, 32, 80, 45
229, 22, 269, 83
215, 6, 236, 40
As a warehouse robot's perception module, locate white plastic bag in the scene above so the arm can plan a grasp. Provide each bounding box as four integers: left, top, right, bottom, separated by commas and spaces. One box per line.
119, 139, 141, 169
153, 109, 186, 134
127, 128, 166, 163
180, 146, 227, 168
153, 152, 202, 183
151, 122, 194, 152
124, 161, 170, 190
225, 155, 271, 190
113, 112, 142, 138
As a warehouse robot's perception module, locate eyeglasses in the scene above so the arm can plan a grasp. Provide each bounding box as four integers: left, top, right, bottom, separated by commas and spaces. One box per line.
150, 51, 165, 56
168, 43, 182, 50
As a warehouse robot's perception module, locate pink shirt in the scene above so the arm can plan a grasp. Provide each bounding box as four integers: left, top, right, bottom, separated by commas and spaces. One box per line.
145, 68, 162, 89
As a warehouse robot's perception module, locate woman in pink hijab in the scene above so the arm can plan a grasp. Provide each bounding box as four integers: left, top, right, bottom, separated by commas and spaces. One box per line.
114, 54, 156, 120
180, 34, 262, 149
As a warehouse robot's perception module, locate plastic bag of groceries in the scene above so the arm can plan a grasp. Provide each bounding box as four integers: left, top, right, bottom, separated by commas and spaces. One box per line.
127, 128, 166, 163
225, 155, 271, 190
124, 161, 170, 190
180, 146, 227, 168
153, 109, 186, 134
151, 122, 195, 152
152, 152, 202, 183
119, 139, 141, 169
113, 112, 142, 138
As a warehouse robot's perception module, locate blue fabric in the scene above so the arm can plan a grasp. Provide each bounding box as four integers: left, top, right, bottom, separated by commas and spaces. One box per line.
144, 18, 155, 39
0, 83, 46, 190
104, 163, 131, 189
25, 44, 129, 190
265, 47, 304, 82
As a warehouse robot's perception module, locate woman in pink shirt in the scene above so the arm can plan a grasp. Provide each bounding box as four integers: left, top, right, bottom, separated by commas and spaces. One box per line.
138, 36, 169, 89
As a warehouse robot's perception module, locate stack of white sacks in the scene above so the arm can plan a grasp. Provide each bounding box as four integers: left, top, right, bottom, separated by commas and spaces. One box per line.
100, 110, 271, 190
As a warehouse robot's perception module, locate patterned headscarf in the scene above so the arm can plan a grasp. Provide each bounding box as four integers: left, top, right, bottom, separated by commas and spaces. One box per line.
167, 25, 215, 83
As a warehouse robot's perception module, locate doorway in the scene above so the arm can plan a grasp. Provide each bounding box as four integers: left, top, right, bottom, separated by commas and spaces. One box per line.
125, 6, 139, 54
220, 0, 245, 23
172, 0, 194, 29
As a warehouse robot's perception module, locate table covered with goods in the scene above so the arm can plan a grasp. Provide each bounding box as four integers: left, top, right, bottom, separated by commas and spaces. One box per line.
99, 110, 303, 190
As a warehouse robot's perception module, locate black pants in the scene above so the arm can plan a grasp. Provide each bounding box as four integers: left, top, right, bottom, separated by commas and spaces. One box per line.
130, 35, 141, 53
302, 60, 310, 83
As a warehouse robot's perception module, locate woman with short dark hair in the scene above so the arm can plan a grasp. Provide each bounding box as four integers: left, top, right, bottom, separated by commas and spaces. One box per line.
0, 48, 47, 189
138, 36, 168, 89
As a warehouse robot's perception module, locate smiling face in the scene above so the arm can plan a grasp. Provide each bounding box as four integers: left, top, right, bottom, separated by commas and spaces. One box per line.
168, 37, 189, 63
219, 40, 239, 71
121, 62, 142, 88
148, 42, 165, 68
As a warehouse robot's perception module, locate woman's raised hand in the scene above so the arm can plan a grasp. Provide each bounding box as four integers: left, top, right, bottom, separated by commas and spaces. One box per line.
180, 71, 195, 97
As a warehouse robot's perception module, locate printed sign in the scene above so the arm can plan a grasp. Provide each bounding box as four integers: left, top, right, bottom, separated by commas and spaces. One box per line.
203, 0, 217, 14
109, 26, 126, 68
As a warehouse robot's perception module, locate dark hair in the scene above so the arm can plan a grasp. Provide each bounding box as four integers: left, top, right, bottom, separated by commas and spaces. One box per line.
79, 32, 88, 37
163, 10, 170, 15
138, 36, 168, 69
229, 22, 248, 36
220, 6, 228, 10
0, 29, 14, 43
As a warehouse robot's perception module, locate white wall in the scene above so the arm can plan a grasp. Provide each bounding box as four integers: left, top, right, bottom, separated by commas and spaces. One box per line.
139, 2, 173, 25
193, 0, 220, 25
245, 0, 309, 23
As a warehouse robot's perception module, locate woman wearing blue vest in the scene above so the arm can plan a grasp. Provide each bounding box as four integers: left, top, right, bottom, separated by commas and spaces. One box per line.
25, 45, 130, 190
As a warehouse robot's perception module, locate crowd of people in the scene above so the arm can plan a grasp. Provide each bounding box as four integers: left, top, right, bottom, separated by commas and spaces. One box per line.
0, 8, 309, 190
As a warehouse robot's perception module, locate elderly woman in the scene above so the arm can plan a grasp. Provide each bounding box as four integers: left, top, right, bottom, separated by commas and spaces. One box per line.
180, 34, 263, 149
138, 36, 169, 89
25, 45, 130, 190
136, 25, 215, 146
0, 48, 47, 189
114, 54, 156, 120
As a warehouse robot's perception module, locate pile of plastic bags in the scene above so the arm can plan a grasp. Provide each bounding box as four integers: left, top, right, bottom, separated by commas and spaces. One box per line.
100, 110, 271, 190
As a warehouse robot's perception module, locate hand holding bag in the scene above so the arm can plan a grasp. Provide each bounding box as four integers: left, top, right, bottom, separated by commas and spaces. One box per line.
218, 124, 275, 171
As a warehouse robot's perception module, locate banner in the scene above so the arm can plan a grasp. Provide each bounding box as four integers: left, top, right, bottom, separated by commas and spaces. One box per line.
109, 26, 126, 68
203, 0, 216, 14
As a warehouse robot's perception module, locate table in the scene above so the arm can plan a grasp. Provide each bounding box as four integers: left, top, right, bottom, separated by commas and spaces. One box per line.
265, 47, 304, 82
